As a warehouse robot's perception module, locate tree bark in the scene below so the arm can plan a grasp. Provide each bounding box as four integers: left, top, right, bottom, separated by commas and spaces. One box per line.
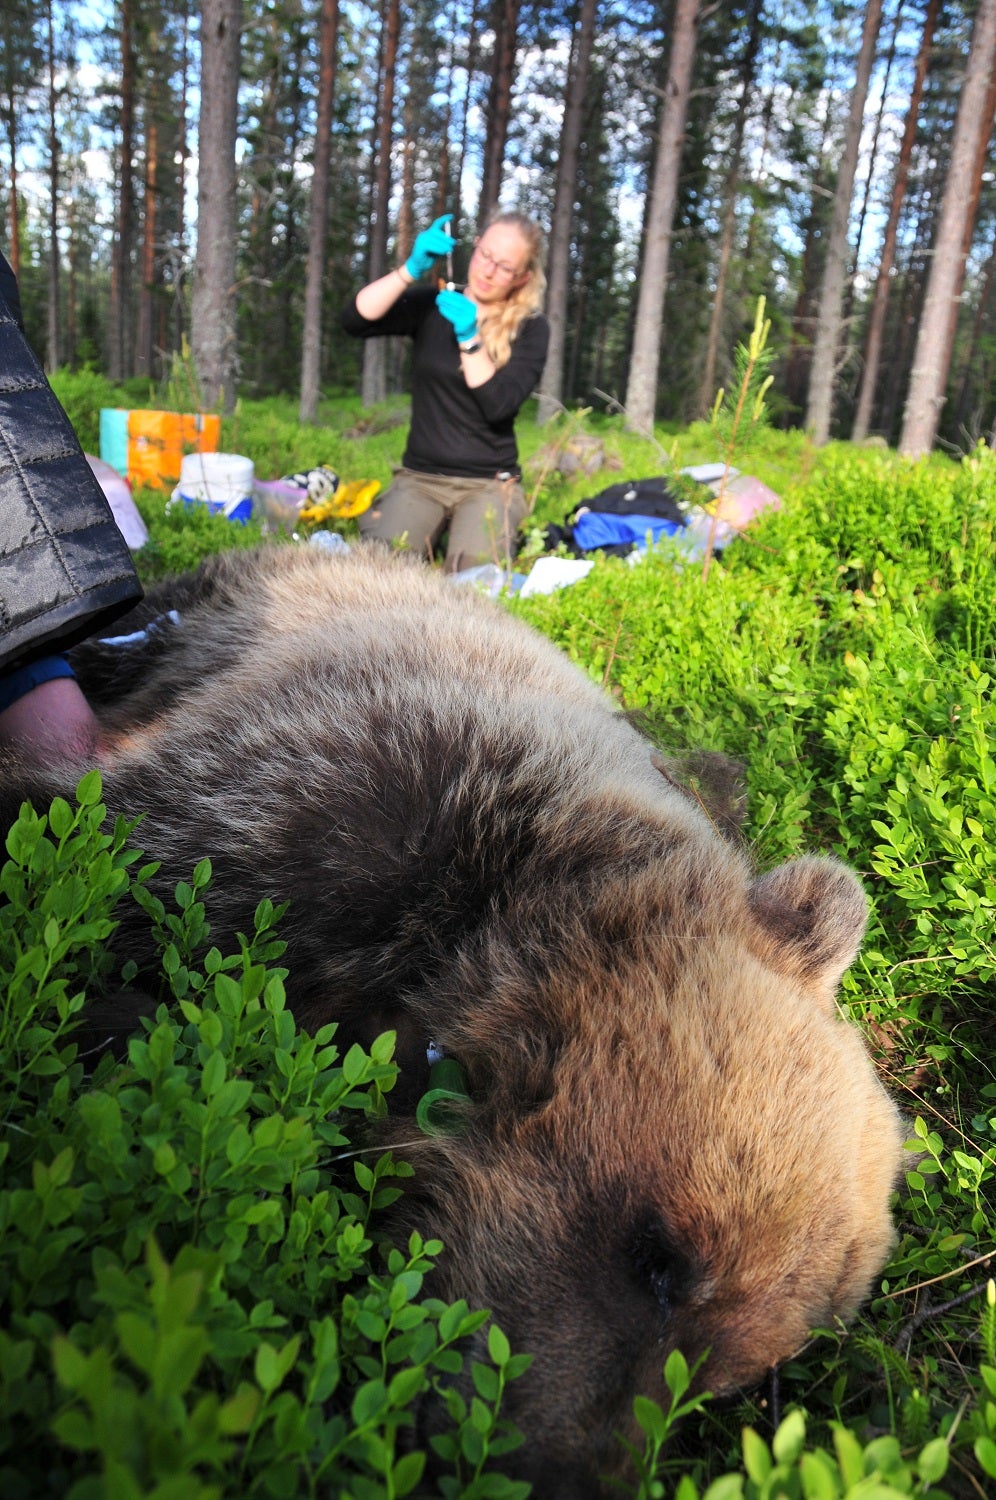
191, 0, 241, 412
0, 0, 33, 279
361, 0, 400, 409
67, 193, 78, 367
109, 0, 136, 381
454, 0, 482, 233
299, 0, 339, 424
899, 0, 996, 456
137, 119, 158, 378
841, 0, 904, 347
852, 0, 939, 442
173, 0, 192, 355
434, 41, 453, 222
804, 0, 883, 445
478, 0, 520, 226
952, 220, 996, 440
44, 0, 59, 372
623, 0, 699, 434
696, 0, 763, 419
4, 143, 20, 280
398, 86, 416, 266
935, 59, 996, 417
536, 0, 598, 425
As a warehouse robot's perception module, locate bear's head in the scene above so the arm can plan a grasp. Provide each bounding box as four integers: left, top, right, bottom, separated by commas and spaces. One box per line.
388, 852, 902, 1498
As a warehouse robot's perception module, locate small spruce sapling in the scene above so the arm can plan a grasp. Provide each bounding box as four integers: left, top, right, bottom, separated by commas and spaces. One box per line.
702, 296, 775, 582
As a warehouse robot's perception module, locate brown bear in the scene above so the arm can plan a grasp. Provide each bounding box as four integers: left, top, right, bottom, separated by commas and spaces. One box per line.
1, 544, 904, 1497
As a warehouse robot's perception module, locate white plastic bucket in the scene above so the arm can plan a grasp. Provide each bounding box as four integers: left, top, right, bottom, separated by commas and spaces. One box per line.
173, 452, 255, 523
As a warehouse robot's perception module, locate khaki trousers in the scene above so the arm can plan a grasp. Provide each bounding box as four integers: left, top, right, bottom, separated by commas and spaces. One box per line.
358, 467, 527, 572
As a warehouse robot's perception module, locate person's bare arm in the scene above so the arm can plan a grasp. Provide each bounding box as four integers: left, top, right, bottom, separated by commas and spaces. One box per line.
355, 264, 415, 321
0, 676, 100, 766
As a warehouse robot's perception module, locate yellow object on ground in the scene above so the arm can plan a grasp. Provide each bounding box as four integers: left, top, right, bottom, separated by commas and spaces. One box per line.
299, 478, 381, 524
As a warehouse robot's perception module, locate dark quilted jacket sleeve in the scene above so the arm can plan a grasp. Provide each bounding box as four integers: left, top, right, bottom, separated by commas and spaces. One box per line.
0, 261, 142, 674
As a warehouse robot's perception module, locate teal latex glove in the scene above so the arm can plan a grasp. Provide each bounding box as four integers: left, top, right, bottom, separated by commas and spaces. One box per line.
404, 214, 455, 280
436, 288, 479, 345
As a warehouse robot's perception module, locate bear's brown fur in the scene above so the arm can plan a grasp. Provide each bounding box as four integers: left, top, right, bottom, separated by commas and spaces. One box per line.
2, 545, 904, 1497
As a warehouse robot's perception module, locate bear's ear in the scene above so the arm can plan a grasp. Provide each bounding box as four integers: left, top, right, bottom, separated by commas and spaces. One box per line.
747, 856, 868, 1005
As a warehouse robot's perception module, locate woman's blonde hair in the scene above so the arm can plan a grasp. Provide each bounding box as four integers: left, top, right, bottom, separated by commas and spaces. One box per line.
475, 211, 546, 369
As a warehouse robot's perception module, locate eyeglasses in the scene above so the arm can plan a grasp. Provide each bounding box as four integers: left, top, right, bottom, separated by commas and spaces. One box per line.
473, 243, 523, 280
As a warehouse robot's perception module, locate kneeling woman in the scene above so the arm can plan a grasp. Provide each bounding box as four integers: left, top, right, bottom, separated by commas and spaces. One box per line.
341, 211, 548, 572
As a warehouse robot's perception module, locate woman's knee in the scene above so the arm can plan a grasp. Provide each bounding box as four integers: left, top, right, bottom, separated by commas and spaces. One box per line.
445, 482, 527, 570
359, 474, 446, 558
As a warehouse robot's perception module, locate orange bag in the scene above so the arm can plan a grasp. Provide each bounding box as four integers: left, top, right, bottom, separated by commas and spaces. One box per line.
125, 410, 221, 490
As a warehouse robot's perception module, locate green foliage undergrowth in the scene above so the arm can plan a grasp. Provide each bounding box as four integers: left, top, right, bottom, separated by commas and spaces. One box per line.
0, 774, 529, 1499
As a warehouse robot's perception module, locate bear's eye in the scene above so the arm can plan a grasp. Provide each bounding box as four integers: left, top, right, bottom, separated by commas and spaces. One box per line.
629, 1220, 685, 1317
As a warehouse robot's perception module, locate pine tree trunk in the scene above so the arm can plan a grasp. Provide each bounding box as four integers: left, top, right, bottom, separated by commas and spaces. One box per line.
623, 0, 699, 435
454, 0, 481, 232
536, 0, 597, 426
67, 197, 78, 367
936, 61, 996, 408
44, 0, 59, 372
852, 0, 939, 441
361, 0, 400, 409
137, 119, 158, 378
899, 0, 996, 455
1, 6, 23, 279
804, 0, 883, 445
109, 0, 136, 381
478, 0, 520, 226
952, 223, 996, 439
398, 89, 416, 266
696, 0, 763, 419
5, 138, 20, 279
175, 0, 191, 355
191, 0, 241, 412
434, 45, 452, 221
300, 0, 339, 425
840, 0, 904, 351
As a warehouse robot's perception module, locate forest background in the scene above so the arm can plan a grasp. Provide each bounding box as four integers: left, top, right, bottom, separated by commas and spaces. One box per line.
3, 0, 996, 459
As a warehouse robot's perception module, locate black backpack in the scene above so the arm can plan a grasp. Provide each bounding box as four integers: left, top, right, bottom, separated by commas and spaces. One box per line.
575, 476, 688, 527
539, 475, 690, 557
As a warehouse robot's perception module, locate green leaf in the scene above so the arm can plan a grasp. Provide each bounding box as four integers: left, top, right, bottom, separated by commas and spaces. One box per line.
798, 1452, 837, 1500
351, 1378, 388, 1426
201, 1049, 226, 1097
742, 1425, 772, 1483
772, 1408, 806, 1466
253, 1338, 301, 1396
153, 1326, 210, 1400
487, 1322, 511, 1368
52, 1336, 89, 1391
832, 1425, 866, 1489
388, 1366, 426, 1408
917, 1437, 948, 1484
974, 1436, 996, 1480
153, 1141, 177, 1175
472, 1362, 501, 1402
391, 1451, 426, 1496
116, 1312, 156, 1375
341, 1043, 369, 1086
218, 1384, 261, 1433
51, 1408, 96, 1452
664, 1346, 690, 1403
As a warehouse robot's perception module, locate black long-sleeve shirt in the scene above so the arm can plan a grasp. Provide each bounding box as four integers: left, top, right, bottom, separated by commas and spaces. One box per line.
341, 286, 549, 480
